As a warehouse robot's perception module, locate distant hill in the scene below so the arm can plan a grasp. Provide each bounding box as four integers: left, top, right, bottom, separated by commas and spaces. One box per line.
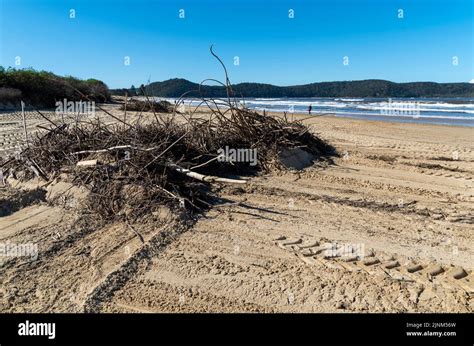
112, 78, 474, 98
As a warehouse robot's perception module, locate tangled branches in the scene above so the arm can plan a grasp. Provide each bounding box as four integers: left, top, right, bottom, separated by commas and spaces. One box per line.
1, 46, 335, 222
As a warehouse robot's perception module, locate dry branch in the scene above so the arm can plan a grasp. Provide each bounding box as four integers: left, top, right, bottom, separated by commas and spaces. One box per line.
167, 163, 247, 184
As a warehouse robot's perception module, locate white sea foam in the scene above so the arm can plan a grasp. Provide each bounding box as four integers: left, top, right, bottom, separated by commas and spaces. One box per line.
158, 97, 474, 124
334, 98, 365, 102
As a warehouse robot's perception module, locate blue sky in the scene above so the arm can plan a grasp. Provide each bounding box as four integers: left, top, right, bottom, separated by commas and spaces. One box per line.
1, 0, 473, 88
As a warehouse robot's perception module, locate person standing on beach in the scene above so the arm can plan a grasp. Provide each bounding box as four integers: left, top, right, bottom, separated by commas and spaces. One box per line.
308, 105, 312, 114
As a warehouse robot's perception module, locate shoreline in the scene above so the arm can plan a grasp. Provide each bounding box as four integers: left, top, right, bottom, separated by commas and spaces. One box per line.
243, 110, 474, 128
306, 112, 474, 128
289, 111, 474, 129
157, 96, 474, 128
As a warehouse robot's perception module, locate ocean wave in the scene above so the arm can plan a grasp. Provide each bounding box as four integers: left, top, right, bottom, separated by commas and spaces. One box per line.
244, 100, 474, 112
334, 98, 365, 102
253, 107, 474, 120
363, 102, 474, 109
353, 105, 474, 114
160, 97, 474, 119
245, 100, 349, 108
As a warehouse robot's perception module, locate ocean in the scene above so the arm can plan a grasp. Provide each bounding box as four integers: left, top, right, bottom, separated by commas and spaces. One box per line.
160, 97, 474, 127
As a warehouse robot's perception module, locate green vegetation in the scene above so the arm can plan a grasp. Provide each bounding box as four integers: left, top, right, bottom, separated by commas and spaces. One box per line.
112, 78, 474, 98
0, 67, 111, 108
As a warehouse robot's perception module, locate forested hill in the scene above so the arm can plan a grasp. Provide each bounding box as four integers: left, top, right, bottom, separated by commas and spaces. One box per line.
113, 78, 474, 98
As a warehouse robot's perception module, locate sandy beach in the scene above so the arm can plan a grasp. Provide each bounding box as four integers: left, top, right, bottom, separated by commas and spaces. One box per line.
1, 107, 473, 313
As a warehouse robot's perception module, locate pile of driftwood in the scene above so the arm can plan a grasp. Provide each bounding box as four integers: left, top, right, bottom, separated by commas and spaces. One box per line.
119, 98, 174, 113
0, 47, 335, 222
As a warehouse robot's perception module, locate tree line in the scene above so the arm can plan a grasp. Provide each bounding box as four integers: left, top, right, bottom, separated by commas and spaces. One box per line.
0, 67, 111, 108
111, 78, 474, 98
